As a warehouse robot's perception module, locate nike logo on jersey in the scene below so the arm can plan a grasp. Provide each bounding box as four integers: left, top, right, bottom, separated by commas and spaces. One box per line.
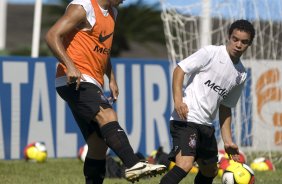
99, 32, 113, 42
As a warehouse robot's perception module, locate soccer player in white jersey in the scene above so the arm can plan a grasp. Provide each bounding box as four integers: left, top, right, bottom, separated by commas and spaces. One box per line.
160, 19, 255, 184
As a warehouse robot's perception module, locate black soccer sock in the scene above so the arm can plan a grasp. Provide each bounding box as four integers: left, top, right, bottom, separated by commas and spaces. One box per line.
194, 171, 214, 184
84, 157, 106, 184
157, 153, 171, 168
100, 121, 139, 168
160, 165, 187, 184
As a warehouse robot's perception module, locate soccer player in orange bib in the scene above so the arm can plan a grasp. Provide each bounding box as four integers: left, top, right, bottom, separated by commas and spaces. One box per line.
45, 0, 166, 183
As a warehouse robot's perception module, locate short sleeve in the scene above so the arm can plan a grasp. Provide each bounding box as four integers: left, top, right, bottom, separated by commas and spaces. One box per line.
178, 46, 212, 75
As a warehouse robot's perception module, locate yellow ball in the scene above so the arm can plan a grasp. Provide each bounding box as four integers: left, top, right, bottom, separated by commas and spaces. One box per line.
225, 161, 251, 184
26, 147, 38, 160
168, 161, 176, 170
251, 162, 269, 171
217, 168, 224, 178
190, 166, 199, 174
26, 147, 47, 163
25, 143, 47, 163
35, 151, 47, 163
150, 150, 158, 158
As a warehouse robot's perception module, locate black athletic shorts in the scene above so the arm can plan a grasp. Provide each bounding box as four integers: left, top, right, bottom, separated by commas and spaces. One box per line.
56, 82, 112, 140
168, 120, 218, 165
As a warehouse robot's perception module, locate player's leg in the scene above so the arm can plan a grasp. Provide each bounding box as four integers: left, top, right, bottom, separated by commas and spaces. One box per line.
160, 151, 194, 184
194, 124, 218, 184
71, 110, 108, 184
57, 83, 138, 168
56, 84, 108, 184
95, 107, 140, 168
195, 159, 218, 184
96, 107, 166, 182
160, 120, 198, 184
58, 83, 166, 182
84, 131, 108, 184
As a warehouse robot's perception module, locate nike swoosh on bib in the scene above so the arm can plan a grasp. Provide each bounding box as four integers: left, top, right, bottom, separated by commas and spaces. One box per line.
99, 32, 113, 42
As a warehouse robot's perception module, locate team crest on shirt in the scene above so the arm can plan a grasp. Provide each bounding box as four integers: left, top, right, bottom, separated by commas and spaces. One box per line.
236, 72, 242, 85
188, 134, 197, 149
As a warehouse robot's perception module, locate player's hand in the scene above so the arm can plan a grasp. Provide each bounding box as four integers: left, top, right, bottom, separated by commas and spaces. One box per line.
66, 66, 86, 90
109, 79, 119, 102
174, 101, 188, 120
224, 142, 240, 162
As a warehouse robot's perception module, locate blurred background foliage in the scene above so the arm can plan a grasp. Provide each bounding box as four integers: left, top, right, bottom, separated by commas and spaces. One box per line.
2, 0, 165, 57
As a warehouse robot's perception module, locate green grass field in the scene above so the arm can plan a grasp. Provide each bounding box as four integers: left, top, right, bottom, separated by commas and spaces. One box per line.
0, 158, 281, 184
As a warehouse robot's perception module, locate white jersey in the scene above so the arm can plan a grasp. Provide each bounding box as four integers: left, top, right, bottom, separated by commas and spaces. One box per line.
170, 45, 247, 126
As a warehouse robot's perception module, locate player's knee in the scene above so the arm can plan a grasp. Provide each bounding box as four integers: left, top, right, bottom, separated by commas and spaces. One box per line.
176, 160, 194, 173
95, 108, 117, 126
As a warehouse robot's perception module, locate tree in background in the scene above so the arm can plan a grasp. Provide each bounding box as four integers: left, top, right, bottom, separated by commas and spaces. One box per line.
112, 0, 165, 56
43, 0, 165, 57
5, 0, 165, 57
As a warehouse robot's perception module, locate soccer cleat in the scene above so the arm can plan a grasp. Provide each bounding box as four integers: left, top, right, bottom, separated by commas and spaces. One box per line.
125, 162, 166, 183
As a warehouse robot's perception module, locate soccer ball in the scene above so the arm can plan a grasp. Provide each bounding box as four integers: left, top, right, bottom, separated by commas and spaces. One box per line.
250, 157, 274, 171
218, 157, 231, 178
78, 144, 88, 162
217, 149, 247, 178
147, 149, 158, 164
222, 160, 255, 184
24, 142, 47, 163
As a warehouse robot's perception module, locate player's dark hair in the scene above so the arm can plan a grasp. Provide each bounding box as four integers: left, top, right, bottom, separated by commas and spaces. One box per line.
228, 19, 256, 45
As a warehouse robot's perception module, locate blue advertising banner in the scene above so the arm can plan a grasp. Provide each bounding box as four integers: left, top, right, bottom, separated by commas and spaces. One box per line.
0, 57, 172, 159
0, 56, 255, 160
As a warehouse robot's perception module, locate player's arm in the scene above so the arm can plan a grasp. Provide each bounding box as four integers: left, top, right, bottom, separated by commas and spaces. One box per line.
106, 58, 119, 101
172, 66, 188, 120
219, 104, 240, 161
45, 4, 86, 89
